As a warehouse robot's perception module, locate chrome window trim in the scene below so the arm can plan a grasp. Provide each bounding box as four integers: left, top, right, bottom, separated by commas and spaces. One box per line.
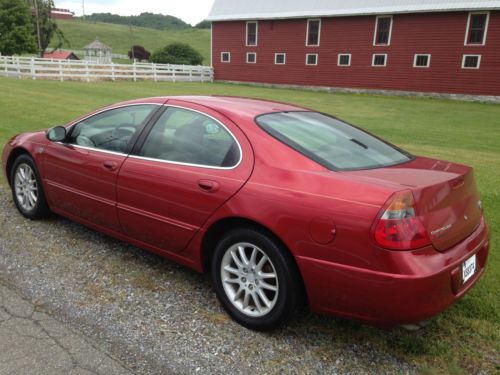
130, 104, 243, 170
55, 143, 129, 157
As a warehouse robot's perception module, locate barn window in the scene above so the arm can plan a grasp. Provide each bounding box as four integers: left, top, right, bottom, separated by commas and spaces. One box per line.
306, 19, 321, 46
246, 21, 258, 46
462, 55, 481, 69
306, 54, 318, 65
275, 53, 286, 65
465, 13, 489, 45
372, 54, 387, 67
414, 54, 431, 68
221, 52, 230, 63
246, 52, 257, 64
338, 54, 351, 66
374, 16, 393, 45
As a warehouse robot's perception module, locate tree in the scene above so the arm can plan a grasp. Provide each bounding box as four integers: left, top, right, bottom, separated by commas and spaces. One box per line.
30, 0, 67, 55
0, 0, 36, 55
128, 45, 151, 62
195, 20, 211, 29
150, 43, 203, 65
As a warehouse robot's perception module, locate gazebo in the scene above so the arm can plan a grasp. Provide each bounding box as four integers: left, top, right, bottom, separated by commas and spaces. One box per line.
83, 38, 112, 64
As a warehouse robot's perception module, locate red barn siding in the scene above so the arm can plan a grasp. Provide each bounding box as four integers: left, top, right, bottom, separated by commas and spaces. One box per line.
212, 11, 500, 96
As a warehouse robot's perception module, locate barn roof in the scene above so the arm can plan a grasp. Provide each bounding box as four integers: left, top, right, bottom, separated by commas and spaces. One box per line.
207, 0, 500, 21
43, 51, 79, 60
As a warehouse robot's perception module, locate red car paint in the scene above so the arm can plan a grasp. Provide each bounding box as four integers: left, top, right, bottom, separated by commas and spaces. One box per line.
2, 96, 489, 326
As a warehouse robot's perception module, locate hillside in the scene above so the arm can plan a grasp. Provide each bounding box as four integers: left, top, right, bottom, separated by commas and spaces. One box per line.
53, 20, 211, 65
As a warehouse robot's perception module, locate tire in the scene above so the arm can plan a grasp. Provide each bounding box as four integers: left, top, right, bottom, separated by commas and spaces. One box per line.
211, 228, 302, 331
10, 154, 50, 219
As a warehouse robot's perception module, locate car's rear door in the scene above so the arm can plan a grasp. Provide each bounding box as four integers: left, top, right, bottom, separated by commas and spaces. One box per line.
43, 103, 161, 232
116, 101, 254, 253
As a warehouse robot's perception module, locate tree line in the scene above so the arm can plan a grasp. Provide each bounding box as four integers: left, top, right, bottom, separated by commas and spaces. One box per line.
81, 13, 210, 30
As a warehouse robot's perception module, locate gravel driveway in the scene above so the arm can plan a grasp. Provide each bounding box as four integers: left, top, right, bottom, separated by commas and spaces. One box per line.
0, 184, 416, 374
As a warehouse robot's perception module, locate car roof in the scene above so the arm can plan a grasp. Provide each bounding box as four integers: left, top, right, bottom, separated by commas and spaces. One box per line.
121, 95, 309, 122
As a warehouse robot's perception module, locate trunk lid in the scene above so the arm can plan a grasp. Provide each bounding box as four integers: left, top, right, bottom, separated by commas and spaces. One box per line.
344, 157, 482, 251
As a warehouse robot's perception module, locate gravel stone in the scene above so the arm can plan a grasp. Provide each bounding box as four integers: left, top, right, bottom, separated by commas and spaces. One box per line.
0, 185, 416, 374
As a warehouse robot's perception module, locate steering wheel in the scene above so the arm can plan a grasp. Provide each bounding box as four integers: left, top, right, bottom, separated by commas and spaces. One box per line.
112, 123, 136, 139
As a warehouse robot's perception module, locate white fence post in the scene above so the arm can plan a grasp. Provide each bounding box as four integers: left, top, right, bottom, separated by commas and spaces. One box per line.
16, 56, 21, 79
172, 66, 176, 83
111, 63, 115, 81
85, 61, 90, 82
153, 64, 157, 82
133, 63, 137, 82
30, 58, 36, 80
59, 61, 63, 82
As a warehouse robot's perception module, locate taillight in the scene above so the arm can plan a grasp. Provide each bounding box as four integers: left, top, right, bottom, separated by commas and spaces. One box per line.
373, 190, 431, 250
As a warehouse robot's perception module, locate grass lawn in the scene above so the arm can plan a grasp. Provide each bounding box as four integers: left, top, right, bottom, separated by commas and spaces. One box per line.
52, 20, 211, 65
0, 77, 498, 374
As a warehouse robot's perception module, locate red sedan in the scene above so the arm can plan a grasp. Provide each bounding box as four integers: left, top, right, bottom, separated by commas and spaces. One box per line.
2, 96, 489, 330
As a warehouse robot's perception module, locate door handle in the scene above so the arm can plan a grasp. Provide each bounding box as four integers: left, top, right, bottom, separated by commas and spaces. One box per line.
103, 161, 118, 171
198, 179, 220, 193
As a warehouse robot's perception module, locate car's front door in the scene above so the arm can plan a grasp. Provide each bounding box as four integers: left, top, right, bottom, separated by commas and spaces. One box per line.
116, 101, 254, 253
43, 104, 160, 232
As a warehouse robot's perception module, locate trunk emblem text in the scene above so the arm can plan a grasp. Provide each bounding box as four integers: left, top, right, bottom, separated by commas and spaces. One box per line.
431, 223, 452, 237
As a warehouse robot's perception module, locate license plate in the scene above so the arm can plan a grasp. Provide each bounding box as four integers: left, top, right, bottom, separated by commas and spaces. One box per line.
462, 254, 476, 284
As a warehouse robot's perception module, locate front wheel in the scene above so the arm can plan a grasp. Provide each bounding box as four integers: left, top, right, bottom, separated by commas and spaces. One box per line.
10, 154, 50, 219
211, 228, 302, 331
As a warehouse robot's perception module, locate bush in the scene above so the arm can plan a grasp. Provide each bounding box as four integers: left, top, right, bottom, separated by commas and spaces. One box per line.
128, 45, 151, 61
150, 43, 203, 65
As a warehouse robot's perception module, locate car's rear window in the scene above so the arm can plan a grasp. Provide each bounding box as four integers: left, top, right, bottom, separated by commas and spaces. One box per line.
256, 111, 412, 171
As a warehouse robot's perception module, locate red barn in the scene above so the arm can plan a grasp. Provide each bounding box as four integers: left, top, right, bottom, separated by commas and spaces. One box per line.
50, 8, 74, 20
207, 0, 500, 98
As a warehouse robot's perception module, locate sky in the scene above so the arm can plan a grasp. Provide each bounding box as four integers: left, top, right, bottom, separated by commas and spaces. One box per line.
55, 0, 216, 25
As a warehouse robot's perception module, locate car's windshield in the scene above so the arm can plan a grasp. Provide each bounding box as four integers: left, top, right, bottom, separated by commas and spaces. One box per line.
256, 111, 412, 171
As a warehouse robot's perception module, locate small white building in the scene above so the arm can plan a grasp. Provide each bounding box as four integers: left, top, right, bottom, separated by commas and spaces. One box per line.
83, 38, 112, 64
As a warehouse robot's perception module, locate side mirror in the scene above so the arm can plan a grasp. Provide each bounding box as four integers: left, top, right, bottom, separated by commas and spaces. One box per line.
46, 126, 67, 142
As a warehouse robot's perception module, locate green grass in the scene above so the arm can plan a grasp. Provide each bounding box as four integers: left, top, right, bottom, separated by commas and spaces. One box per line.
52, 19, 211, 65
0, 77, 498, 374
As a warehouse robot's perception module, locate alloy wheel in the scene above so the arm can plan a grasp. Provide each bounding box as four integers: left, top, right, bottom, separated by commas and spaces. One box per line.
220, 242, 279, 317
14, 163, 38, 212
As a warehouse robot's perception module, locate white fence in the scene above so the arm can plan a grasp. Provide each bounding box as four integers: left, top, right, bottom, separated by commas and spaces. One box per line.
0, 56, 213, 83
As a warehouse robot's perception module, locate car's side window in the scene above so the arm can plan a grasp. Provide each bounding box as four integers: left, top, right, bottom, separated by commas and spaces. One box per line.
67, 105, 157, 153
139, 107, 240, 168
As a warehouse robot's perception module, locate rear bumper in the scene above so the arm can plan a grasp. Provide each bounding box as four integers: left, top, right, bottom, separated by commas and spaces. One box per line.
297, 217, 489, 326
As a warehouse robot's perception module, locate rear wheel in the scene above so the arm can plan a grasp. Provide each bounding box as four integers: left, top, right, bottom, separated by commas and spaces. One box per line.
10, 154, 50, 219
211, 228, 302, 330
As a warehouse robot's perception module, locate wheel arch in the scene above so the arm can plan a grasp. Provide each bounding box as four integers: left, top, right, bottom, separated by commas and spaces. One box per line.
5, 147, 32, 186
200, 216, 308, 303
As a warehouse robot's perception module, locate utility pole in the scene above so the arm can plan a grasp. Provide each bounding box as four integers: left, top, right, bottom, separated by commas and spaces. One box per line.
33, 0, 42, 57
130, 22, 135, 61
82, 0, 85, 19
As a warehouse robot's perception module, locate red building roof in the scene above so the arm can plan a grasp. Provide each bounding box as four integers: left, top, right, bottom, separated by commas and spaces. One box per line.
43, 51, 79, 60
